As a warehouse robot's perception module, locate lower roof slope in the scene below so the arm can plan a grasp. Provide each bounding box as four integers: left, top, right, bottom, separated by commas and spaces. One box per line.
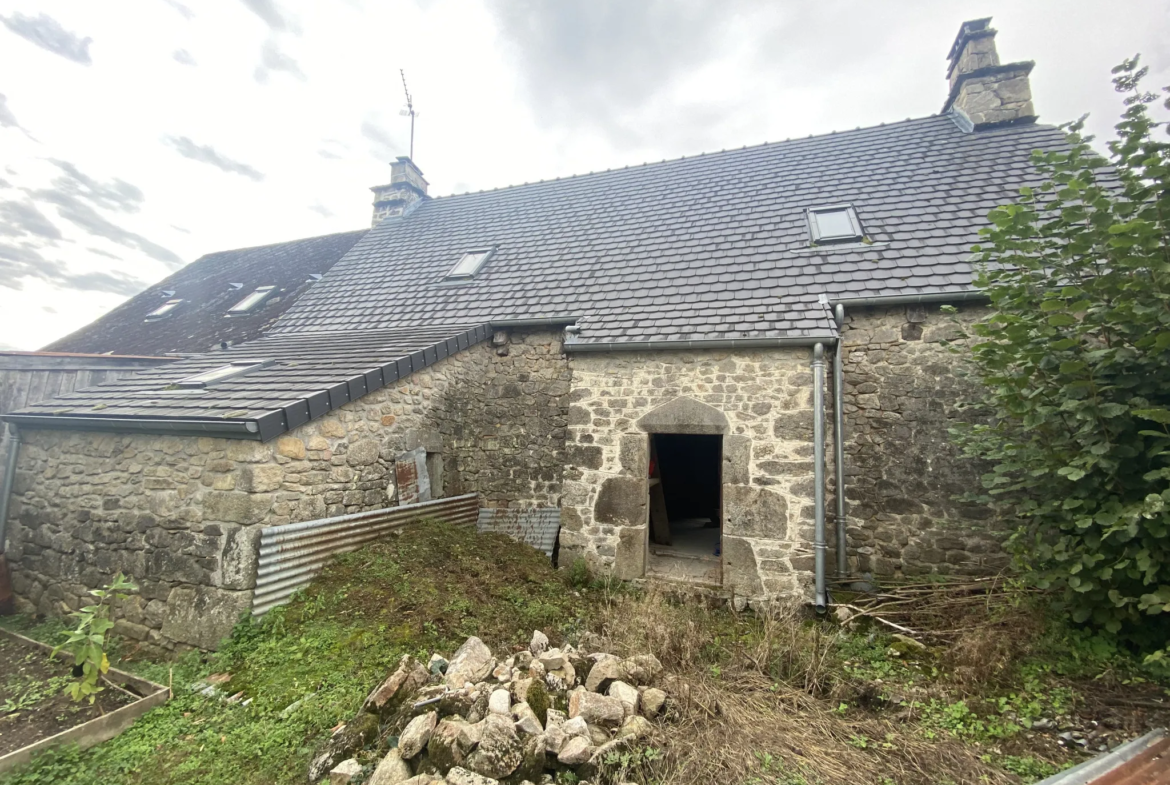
44, 229, 367, 357
7, 325, 487, 440
273, 114, 1067, 347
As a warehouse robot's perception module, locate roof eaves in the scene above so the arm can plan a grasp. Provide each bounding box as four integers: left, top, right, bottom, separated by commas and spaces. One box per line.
0, 414, 265, 440
3, 324, 494, 442
563, 334, 834, 352
830, 290, 987, 307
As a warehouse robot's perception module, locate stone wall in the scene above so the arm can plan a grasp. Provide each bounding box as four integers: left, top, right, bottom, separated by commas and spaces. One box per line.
839, 304, 1007, 577
440, 330, 570, 509
4, 329, 568, 649
561, 348, 817, 601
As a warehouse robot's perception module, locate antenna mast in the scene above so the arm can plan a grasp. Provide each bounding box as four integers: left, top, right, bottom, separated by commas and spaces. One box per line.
400, 69, 416, 160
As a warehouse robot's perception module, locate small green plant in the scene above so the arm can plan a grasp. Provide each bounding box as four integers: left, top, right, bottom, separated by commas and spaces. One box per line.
601, 745, 662, 779
568, 556, 591, 588
984, 753, 1060, 779
53, 572, 138, 704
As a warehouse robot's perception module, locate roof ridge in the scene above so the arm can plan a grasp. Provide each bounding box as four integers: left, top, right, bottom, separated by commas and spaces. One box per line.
423, 113, 1015, 203
265, 323, 480, 338
196, 228, 368, 259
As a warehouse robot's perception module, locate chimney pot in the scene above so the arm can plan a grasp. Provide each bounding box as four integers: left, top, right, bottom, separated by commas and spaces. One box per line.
943, 18, 1036, 130
370, 156, 429, 227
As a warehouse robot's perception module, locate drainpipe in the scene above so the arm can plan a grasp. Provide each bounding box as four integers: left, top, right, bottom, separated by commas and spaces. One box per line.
833, 304, 848, 577
811, 344, 828, 613
0, 424, 20, 615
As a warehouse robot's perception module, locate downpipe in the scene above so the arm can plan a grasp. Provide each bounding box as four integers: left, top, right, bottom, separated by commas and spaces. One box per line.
0, 424, 20, 615
834, 304, 848, 577
811, 344, 828, 614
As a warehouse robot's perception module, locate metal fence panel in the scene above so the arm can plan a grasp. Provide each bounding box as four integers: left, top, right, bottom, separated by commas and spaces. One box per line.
476, 507, 561, 557
251, 493, 478, 617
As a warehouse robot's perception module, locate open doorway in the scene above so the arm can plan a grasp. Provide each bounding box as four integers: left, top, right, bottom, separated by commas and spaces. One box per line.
647, 433, 722, 583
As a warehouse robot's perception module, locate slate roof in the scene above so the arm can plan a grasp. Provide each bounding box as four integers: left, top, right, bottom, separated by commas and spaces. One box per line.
275, 114, 1066, 347
10, 325, 487, 440
6, 112, 1071, 439
43, 229, 367, 357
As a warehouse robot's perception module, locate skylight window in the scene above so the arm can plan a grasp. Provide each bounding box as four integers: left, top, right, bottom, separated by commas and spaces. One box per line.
227, 285, 276, 315
807, 205, 864, 245
175, 360, 272, 389
445, 248, 495, 280
145, 298, 183, 322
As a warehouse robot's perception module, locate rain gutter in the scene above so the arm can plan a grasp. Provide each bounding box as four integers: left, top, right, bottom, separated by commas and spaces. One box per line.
489, 317, 579, 329
833, 304, 848, 577
563, 336, 831, 352
0, 415, 263, 440
811, 343, 828, 613
0, 424, 21, 615
829, 290, 987, 308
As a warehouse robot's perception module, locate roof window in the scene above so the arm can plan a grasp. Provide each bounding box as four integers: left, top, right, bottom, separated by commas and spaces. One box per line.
807, 205, 864, 245
227, 285, 275, 315
145, 298, 183, 322
445, 248, 495, 280
174, 359, 272, 389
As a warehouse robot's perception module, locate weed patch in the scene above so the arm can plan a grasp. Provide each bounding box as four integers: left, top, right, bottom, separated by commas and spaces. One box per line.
1, 526, 1166, 785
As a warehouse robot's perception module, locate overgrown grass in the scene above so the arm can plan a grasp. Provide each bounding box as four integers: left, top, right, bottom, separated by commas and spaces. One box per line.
0, 521, 600, 785
1, 523, 1166, 785
589, 587, 1170, 785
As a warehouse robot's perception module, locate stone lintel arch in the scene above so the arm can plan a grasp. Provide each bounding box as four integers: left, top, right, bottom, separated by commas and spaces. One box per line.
636, 396, 729, 435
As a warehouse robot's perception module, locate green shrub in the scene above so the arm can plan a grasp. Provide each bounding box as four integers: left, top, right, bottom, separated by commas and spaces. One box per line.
952, 57, 1170, 647
568, 556, 591, 588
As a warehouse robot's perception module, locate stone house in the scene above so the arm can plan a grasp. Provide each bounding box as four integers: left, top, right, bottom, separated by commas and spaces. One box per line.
0, 19, 1063, 648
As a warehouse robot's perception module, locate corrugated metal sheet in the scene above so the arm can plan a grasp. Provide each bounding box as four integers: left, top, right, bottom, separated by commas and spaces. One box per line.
251, 493, 478, 616
476, 507, 561, 557
1036, 729, 1170, 785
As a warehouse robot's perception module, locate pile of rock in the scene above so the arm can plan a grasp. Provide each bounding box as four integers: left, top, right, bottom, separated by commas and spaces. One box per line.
310, 631, 668, 785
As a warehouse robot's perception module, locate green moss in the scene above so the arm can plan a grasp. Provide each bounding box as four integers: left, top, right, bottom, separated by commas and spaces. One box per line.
526, 678, 550, 726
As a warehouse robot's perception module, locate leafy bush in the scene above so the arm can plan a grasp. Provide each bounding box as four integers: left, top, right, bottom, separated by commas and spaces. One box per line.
951, 57, 1170, 645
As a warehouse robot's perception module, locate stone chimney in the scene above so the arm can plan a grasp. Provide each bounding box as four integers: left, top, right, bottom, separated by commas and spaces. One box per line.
370, 157, 429, 227
943, 18, 1036, 130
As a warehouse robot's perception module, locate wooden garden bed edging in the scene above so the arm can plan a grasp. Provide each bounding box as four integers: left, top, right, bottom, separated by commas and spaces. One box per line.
0, 629, 169, 776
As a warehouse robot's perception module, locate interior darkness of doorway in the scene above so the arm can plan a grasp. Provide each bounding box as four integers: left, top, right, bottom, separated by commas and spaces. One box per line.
652, 433, 721, 542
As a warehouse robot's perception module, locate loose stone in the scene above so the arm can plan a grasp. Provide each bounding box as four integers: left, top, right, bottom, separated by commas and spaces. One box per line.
557, 736, 594, 766
398, 711, 437, 759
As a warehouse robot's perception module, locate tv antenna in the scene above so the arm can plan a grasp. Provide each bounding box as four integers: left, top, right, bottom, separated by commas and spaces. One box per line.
399, 69, 419, 160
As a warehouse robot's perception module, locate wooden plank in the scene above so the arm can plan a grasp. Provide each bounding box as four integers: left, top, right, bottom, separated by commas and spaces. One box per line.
0, 371, 33, 415
24, 371, 48, 408
0, 371, 19, 414
649, 484, 671, 546
45, 371, 68, 400
648, 436, 672, 546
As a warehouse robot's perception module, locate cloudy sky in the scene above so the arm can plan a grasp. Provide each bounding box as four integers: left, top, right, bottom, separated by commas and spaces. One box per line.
0, 1, 1167, 351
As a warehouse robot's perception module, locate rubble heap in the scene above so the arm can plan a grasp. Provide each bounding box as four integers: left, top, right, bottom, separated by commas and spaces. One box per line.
310, 631, 668, 785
